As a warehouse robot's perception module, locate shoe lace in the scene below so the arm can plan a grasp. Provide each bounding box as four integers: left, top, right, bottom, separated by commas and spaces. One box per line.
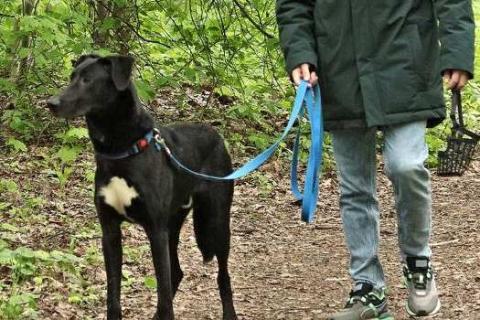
346, 290, 384, 308
404, 265, 432, 290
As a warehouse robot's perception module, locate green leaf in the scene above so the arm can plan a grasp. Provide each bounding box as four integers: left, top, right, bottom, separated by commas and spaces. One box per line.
0, 223, 19, 232
33, 250, 50, 261
15, 247, 35, 259
65, 127, 89, 141
100, 17, 118, 31
0, 202, 10, 211
144, 276, 157, 289
0, 240, 8, 251
0, 78, 17, 94
0, 179, 19, 193
0, 248, 14, 264
56, 147, 79, 164
33, 276, 44, 286
6, 138, 27, 152
135, 80, 156, 102
68, 293, 83, 304
85, 170, 95, 183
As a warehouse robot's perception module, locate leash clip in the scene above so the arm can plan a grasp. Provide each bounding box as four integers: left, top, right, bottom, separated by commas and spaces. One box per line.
152, 128, 170, 154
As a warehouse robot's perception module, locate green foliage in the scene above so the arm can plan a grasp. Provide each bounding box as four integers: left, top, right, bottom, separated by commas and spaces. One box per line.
5, 138, 27, 153
2, 108, 36, 140
0, 179, 19, 193
3, 0, 476, 167
58, 127, 90, 143
135, 79, 156, 102
0, 236, 93, 319
143, 276, 157, 290
0, 292, 38, 320
56, 146, 80, 164
0, 0, 291, 173
0, 236, 84, 318
48, 126, 90, 187
0, 1, 477, 187
0, 245, 80, 283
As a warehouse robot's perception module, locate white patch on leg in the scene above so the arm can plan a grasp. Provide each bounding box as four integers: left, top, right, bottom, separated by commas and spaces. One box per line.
181, 196, 193, 209
99, 177, 139, 216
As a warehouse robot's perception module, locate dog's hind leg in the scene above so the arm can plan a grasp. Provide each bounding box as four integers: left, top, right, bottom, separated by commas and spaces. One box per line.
169, 210, 188, 297
193, 185, 237, 320
216, 249, 237, 320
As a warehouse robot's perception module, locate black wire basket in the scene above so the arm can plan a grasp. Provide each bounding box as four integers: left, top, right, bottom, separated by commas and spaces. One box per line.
437, 90, 479, 176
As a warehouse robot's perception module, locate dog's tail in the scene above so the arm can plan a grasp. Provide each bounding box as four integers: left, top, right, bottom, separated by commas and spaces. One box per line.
193, 203, 216, 264
192, 188, 233, 264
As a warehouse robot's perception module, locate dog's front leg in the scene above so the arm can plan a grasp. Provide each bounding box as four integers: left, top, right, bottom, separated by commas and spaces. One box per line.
100, 218, 123, 320
146, 227, 174, 320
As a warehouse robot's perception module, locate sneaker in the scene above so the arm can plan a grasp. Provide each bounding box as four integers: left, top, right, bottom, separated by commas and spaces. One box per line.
327, 283, 394, 320
404, 256, 441, 316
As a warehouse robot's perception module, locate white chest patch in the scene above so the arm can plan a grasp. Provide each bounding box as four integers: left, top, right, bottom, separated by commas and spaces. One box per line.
99, 177, 139, 216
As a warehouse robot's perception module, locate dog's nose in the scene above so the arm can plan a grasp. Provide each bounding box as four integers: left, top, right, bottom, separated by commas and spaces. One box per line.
46, 96, 60, 109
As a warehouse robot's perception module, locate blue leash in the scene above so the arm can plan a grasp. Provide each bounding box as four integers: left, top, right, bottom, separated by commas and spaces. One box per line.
155, 81, 324, 223
290, 85, 324, 222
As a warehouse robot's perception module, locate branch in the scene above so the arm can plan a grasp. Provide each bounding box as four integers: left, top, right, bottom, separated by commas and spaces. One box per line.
232, 0, 275, 39
95, 0, 171, 48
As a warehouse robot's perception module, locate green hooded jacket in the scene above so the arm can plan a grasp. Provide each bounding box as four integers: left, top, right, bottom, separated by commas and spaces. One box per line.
276, 0, 475, 130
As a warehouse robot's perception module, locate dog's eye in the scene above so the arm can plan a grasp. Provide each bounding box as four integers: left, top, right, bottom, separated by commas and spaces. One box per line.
82, 77, 91, 84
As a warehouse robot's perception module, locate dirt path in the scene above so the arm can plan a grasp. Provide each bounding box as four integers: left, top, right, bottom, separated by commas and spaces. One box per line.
1, 95, 478, 319
39, 158, 476, 320
167, 161, 480, 320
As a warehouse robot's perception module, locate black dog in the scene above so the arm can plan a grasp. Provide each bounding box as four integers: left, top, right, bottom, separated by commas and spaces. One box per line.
47, 54, 237, 320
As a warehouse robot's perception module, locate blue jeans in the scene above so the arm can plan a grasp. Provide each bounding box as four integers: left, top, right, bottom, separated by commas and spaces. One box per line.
331, 121, 432, 289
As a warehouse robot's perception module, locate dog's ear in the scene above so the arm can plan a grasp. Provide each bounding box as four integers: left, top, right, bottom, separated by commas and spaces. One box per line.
72, 54, 101, 68
101, 55, 135, 91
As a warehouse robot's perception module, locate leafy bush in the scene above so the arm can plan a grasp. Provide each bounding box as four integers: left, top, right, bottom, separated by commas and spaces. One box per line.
2, 0, 478, 168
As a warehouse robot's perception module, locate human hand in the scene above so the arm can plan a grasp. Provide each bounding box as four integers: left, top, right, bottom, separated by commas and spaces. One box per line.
291, 63, 318, 87
443, 69, 470, 90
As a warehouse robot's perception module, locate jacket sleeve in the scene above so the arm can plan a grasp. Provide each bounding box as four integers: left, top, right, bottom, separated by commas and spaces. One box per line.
276, 0, 317, 76
434, 0, 475, 78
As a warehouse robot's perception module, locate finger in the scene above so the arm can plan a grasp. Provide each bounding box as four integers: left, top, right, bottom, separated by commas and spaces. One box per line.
310, 71, 318, 86
301, 64, 311, 84
457, 73, 469, 90
448, 71, 460, 89
291, 68, 301, 86
443, 70, 451, 85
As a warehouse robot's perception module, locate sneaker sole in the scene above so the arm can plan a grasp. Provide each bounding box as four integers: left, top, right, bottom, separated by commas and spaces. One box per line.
327, 313, 394, 320
405, 299, 441, 317
377, 313, 395, 320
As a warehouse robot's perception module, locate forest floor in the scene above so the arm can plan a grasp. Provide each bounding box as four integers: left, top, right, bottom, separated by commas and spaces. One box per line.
0, 90, 479, 320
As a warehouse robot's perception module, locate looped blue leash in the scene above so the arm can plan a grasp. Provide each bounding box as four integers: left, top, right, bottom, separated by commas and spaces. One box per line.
290, 85, 324, 223
154, 80, 324, 223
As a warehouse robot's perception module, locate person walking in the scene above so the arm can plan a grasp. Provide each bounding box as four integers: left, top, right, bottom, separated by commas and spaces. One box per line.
276, 1, 474, 319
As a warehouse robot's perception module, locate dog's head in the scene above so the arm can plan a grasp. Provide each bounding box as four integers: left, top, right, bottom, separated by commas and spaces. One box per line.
47, 54, 134, 118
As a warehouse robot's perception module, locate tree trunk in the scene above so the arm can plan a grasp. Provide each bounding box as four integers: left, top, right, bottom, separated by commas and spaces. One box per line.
91, 0, 135, 54
111, 1, 136, 55
9, 0, 35, 86
92, 0, 110, 48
